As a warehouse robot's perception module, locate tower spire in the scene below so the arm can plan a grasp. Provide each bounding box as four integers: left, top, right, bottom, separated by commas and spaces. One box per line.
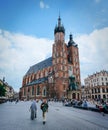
54, 15, 65, 35
58, 15, 61, 27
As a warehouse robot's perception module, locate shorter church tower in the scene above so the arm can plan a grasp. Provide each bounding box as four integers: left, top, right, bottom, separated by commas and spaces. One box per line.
67, 34, 81, 99
67, 34, 81, 86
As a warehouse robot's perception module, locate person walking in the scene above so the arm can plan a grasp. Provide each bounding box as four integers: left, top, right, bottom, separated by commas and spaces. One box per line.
102, 102, 108, 116
30, 100, 37, 120
40, 99, 49, 125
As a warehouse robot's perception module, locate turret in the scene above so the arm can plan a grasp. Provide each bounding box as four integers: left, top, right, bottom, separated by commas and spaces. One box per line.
68, 34, 77, 47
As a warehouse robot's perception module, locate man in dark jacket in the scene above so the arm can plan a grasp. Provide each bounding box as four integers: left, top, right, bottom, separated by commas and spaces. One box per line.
40, 99, 48, 124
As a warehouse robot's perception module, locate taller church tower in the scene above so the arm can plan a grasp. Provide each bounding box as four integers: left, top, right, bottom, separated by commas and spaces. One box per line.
52, 16, 69, 99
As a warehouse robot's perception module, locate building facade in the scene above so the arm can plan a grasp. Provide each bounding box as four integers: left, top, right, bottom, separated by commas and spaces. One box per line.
84, 70, 108, 100
0, 78, 14, 99
20, 16, 81, 100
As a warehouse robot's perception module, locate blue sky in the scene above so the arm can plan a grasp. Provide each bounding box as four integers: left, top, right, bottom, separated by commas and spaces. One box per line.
0, 0, 108, 38
0, 0, 108, 92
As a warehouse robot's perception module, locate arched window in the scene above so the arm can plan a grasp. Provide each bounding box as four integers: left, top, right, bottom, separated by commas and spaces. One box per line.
36, 86, 40, 95
43, 89, 46, 96
43, 87, 46, 96
32, 86, 34, 95
72, 93, 76, 99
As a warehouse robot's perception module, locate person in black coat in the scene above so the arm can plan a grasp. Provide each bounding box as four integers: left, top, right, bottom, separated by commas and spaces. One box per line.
40, 99, 48, 124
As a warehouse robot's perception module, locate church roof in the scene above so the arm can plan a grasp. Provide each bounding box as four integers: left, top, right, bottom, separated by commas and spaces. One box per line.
27, 77, 47, 86
25, 57, 52, 76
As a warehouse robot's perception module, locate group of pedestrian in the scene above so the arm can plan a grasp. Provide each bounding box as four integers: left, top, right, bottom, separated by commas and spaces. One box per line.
98, 102, 108, 116
30, 99, 48, 125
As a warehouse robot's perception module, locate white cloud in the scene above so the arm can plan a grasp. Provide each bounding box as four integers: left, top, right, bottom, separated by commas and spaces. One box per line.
75, 27, 108, 84
0, 29, 53, 92
40, 1, 49, 9
0, 27, 108, 91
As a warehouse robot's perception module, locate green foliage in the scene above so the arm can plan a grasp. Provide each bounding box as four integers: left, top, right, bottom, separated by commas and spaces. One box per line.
0, 84, 6, 96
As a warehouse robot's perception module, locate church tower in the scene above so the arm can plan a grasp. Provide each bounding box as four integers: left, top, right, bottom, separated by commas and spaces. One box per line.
67, 34, 81, 99
67, 34, 81, 86
52, 16, 69, 99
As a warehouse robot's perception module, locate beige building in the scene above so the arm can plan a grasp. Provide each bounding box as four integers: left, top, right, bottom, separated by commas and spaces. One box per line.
0, 78, 14, 99
84, 70, 108, 100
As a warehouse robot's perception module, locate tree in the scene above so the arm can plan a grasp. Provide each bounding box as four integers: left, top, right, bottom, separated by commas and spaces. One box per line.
0, 84, 6, 96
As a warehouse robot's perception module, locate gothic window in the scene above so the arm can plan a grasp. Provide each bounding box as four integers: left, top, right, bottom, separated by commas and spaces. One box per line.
26, 78, 28, 84
32, 86, 34, 95
75, 50, 77, 55
54, 46, 56, 52
65, 66, 67, 71
70, 57, 72, 62
61, 65, 63, 70
53, 53, 55, 58
53, 60, 55, 65
58, 33, 60, 40
60, 33, 64, 42
29, 77, 30, 83
64, 53, 66, 58
55, 34, 59, 42
43, 89, 46, 96
63, 73, 65, 78
37, 86, 40, 95
43, 87, 46, 96
60, 52, 62, 56
78, 76, 79, 80
64, 59, 66, 64
61, 59, 63, 63
57, 52, 58, 57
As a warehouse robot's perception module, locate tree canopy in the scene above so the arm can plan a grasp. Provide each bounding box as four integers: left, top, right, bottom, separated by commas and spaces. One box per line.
0, 84, 6, 96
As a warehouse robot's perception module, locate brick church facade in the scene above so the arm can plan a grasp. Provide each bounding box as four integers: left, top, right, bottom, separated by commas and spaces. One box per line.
20, 16, 81, 100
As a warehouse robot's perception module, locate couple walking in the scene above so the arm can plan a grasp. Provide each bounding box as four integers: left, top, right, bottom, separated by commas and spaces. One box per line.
30, 99, 48, 125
